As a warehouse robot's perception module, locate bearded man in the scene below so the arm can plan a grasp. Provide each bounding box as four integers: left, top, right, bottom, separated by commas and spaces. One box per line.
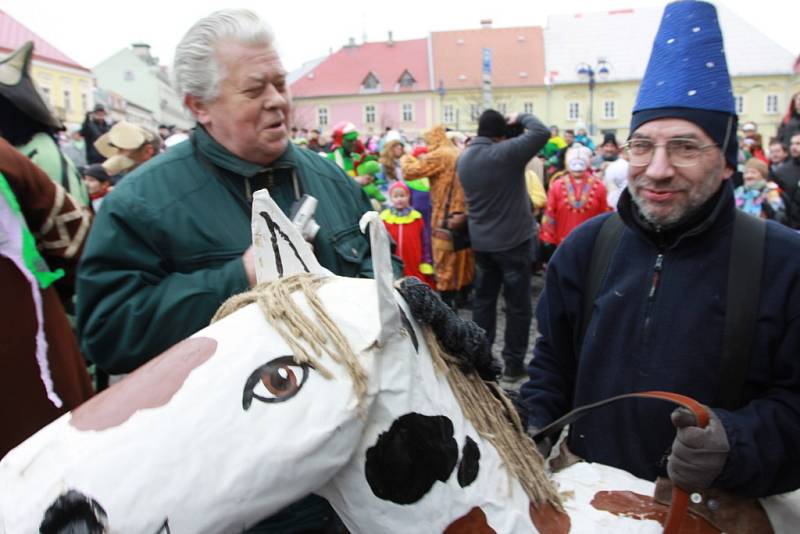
521, 0, 800, 501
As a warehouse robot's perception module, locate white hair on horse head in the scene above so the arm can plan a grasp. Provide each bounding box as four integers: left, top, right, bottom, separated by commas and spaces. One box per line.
1, 189, 694, 533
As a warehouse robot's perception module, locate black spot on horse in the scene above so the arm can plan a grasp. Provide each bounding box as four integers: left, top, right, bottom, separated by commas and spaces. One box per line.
457, 436, 480, 487
40, 489, 108, 534
365, 413, 458, 504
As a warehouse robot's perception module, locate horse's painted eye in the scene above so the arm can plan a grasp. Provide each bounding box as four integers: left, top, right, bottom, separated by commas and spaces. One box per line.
242, 356, 310, 410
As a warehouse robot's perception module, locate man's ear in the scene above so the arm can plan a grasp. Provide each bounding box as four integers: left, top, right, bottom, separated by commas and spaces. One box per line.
722, 162, 735, 179
184, 94, 211, 126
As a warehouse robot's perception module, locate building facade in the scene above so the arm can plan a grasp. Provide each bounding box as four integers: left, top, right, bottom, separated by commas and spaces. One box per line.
93, 43, 193, 130
290, 7, 799, 146
1, 9, 95, 130
291, 37, 434, 139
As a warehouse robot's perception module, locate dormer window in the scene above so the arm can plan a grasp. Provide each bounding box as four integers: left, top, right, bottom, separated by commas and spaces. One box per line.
362, 72, 381, 92
398, 70, 416, 88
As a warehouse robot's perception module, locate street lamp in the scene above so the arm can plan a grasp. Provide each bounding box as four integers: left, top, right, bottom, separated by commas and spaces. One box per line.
576, 59, 611, 137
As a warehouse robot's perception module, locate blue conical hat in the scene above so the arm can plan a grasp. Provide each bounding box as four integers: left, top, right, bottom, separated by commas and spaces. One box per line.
634, 1, 734, 114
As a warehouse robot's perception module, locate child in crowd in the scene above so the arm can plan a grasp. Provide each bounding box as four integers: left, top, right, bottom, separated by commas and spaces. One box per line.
380, 181, 434, 287
81, 163, 112, 212
734, 158, 787, 224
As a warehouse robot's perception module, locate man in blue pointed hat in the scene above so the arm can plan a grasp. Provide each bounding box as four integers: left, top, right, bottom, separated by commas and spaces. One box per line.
521, 0, 800, 504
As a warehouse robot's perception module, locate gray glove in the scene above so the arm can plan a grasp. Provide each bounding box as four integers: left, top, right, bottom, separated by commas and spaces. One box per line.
667, 406, 730, 491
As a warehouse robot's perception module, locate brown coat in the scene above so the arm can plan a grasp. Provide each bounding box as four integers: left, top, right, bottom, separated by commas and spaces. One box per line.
0, 139, 93, 458
401, 126, 474, 291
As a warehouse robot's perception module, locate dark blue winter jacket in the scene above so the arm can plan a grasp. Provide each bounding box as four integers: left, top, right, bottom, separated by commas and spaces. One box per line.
521, 180, 800, 497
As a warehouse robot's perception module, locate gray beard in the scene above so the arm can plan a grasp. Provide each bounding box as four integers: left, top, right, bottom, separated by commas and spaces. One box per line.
630, 169, 723, 228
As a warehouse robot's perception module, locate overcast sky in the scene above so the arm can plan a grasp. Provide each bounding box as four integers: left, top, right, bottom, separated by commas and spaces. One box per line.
4, 0, 798, 73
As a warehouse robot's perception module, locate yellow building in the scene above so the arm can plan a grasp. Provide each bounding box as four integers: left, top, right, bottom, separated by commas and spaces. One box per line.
1, 9, 94, 129
431, 7, 797, 144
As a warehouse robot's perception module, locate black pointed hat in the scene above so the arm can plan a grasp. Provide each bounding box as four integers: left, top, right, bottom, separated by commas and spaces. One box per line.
0, 41, 62, 129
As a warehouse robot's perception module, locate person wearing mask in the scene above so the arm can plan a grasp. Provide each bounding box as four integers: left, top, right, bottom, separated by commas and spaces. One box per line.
539, 143, 609, 252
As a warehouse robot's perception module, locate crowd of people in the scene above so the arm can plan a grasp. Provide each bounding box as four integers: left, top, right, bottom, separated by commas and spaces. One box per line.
2, 1, 800, 532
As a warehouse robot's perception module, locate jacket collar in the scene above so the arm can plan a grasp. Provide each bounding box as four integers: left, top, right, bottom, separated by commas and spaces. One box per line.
617, 179, 735, 249
468, 136, 494, 146
193, 125, 299, 178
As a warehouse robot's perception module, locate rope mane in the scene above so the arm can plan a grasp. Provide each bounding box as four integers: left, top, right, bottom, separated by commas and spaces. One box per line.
211, 273, 561, 510
211, 273, 368, 413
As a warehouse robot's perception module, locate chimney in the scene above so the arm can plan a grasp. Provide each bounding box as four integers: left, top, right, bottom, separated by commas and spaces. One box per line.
387, 31, 394, 46
345, 37, 357, 48
480, 19, 492, 29
131, 43, 151, 58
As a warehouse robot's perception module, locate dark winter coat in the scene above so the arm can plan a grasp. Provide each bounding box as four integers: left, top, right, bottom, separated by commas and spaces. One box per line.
521, 180, 800, 497
77, 126, 401, 374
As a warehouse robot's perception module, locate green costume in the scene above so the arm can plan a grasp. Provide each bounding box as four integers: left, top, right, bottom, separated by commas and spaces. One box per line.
77, 126, 401, 374
16, 133, 88, 207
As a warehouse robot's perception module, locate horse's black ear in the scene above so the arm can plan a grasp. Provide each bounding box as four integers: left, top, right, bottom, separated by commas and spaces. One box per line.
396, 277, 499, 381
40, 489, 109, 534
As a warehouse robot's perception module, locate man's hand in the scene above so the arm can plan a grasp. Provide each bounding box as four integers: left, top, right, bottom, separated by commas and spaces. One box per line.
506, 112, 520, 125
667, 406, 730, 491
242, 246, 256, 287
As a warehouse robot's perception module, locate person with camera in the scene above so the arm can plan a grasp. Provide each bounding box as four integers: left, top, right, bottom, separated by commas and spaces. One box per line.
457, 110, 549, 381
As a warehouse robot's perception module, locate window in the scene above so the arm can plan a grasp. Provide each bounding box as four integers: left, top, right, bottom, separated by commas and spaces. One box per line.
40, 86, 52, 106
523, 102, 534, 114
398, 70, 416, 88
63, 90, 72, 113
603, 100, 616, 120
318, 107, 328, 126
766, 94, 779, 114
443, 105, 455, 123
401, 103, 413, 122
365, 104, 376, 124
497, 102, 507, 115
568, 101, 581, 121
81, 93, 88, 114
734, 95, 744, 114
124, 70, 135, 81
362, 72, 380, 91
470, 104, 481, 121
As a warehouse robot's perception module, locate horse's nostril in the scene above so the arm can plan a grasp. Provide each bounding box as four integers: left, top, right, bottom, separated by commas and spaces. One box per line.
39, 489, 109, 534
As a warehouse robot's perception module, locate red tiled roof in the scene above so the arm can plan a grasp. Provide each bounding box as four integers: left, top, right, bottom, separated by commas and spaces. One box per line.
0, 9, 90, 72
291, 38, 430, 97
431, 26, 545, 89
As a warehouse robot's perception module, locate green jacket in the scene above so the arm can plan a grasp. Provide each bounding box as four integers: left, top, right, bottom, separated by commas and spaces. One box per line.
77, 127, 401, 374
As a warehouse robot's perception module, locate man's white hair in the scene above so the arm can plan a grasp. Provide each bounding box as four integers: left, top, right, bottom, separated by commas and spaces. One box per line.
173, 9, 274, 102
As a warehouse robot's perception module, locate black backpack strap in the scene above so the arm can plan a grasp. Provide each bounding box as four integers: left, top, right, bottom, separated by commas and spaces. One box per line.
715, 210, 766, 410
579, 213, 625, 351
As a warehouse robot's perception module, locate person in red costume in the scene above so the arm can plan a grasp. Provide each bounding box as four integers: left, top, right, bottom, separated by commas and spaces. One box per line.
380, 181, 434, 286
540, 144, 609, 251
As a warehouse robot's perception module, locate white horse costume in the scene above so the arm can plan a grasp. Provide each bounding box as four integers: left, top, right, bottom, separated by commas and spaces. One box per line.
1, 190, 795, 533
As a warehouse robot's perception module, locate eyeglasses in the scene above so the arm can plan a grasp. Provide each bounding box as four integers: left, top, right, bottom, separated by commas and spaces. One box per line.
622, 138, 718, 168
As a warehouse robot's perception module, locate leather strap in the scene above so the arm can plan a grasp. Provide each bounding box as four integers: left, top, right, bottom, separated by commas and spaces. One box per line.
715, 210, 765, 410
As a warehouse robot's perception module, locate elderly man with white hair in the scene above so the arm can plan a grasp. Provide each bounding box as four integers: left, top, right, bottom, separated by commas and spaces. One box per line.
76, 9, 395, 532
